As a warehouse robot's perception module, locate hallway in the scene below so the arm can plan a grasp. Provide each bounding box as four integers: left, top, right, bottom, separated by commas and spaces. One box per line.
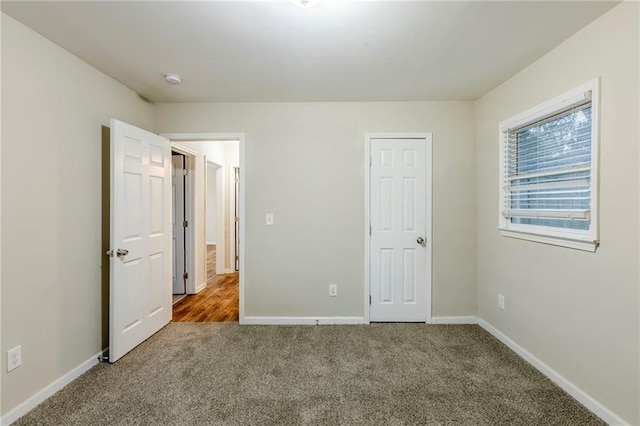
172, 273, 239, 322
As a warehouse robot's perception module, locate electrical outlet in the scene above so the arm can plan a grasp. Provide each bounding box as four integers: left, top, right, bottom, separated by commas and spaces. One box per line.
498, 294, 505, 310
329, 284, 338, 297
7, 346, 21, 372
265, 213, 274, 226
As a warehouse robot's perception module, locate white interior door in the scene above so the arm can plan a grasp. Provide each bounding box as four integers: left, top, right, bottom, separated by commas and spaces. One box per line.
172, 154, 186, 294
370, 137, 431, 322
109, 119, 172, 363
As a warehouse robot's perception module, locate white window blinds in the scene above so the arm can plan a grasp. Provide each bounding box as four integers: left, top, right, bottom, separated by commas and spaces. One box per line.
498, 79, 599, 251
501, 94, 593, 231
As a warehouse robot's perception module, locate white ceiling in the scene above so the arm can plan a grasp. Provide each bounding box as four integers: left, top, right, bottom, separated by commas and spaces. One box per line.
2, 1, 618, 103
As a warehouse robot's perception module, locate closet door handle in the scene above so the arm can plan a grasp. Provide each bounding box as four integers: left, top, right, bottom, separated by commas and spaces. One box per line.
107, 248, 129, 257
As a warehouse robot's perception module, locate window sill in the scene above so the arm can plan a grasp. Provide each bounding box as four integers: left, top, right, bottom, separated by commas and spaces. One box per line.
499, 229, 598, 252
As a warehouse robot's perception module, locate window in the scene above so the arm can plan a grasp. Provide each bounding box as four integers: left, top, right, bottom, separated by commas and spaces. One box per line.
498, 79, 599, 252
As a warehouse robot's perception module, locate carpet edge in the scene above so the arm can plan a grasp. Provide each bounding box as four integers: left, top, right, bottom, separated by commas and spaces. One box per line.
477, 318, 626, 426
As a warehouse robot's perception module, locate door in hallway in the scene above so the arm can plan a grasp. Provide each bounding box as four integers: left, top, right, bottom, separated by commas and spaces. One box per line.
172, 154, 186, 294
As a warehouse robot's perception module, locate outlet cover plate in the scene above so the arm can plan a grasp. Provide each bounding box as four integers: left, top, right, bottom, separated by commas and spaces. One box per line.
498, 294, 505, 310
7, 345, 21, 372
329, 284, 338, 297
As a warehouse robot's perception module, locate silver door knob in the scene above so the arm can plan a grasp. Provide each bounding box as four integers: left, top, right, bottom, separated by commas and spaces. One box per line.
416, 237, 425, 245
116, 248, 129, 256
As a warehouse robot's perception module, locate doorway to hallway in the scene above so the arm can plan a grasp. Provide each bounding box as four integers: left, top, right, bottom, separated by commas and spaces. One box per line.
167, 136, 243, 323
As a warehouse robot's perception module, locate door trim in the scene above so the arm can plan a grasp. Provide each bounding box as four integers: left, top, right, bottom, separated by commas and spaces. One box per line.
163, 133, 246, 324
364, 133, 433, 324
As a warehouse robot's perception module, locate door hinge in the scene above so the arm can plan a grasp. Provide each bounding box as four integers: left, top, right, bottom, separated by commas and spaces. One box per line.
183, 272, 189, 280
370, 156, 372, 167
183, 220, 188, 228
235, 255, 239, 261
183, 169, 188, 176
369, 295, 372, 305
369, 224, 372, 235
234, 216, 239, 223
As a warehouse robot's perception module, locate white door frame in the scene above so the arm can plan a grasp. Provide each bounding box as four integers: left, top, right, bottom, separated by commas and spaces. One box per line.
364, 133, 433, 324
163, 133, 246, 324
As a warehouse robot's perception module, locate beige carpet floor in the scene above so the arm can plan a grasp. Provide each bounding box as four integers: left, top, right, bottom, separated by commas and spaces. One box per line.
13, 324, 604, 425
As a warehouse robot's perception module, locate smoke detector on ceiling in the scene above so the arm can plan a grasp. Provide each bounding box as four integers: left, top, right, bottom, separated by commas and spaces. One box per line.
289, 0, 322, 7
163, 73, 182, 85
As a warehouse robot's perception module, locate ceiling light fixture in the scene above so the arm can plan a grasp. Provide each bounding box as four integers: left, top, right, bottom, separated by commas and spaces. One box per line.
289, 0, 322, 8
163, 73, 182, 85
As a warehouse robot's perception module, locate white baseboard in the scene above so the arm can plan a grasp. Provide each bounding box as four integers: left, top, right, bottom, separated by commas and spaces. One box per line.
194, 281, 207, 293
477, 318, 626, 426
243, 316, 365, 325
431, 316, 478, 324
1, 350, 104, 426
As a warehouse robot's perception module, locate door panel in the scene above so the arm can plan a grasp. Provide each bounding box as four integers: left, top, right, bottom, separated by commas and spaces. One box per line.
403, 248, 416, 302
370, 138, 430, 322
109, 119, 171, 363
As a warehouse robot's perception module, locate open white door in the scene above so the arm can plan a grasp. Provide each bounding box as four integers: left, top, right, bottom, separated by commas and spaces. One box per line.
109, 119, 172, 363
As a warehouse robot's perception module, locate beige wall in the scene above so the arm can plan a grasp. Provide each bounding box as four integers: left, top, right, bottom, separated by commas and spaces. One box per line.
475, 3, 639, 424
155, 101, 477, 318
1, 14, 155, 414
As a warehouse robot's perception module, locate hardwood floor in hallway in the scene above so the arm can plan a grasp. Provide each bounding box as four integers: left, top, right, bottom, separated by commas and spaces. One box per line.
207, 244, 216, 281
172, 273, 239, 322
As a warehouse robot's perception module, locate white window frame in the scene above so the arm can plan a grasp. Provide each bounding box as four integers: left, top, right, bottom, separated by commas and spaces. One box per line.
498, 79, 600, 252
